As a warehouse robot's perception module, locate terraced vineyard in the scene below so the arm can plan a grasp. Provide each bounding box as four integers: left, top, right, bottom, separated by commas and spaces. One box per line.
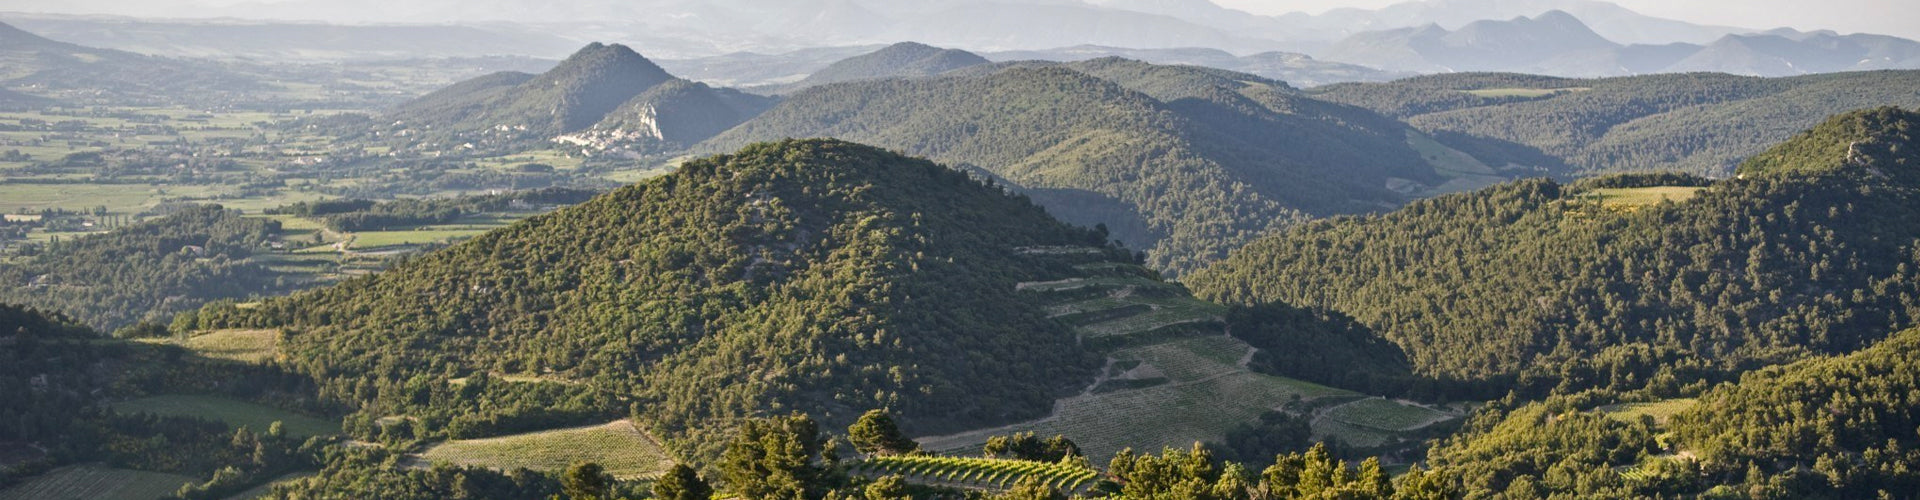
920, 255, 1349, 459
920, 251, 1461, 461
849, 456, 1101, 494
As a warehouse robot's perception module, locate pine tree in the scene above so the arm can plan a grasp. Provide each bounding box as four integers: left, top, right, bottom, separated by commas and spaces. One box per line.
653, 464, 713, 500
847, 409, 919, 456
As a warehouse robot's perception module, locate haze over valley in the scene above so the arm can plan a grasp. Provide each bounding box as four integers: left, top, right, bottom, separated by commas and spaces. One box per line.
2, 1, 1919, 499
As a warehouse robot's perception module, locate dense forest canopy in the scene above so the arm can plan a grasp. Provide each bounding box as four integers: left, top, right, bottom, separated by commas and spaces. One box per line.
1422, 325, 1920, 499
183, 139, 1119, 461
0, 205, 288, 331
1189, 108, 1920, 395
1313, 71, 1920, 176
704, 58, 1493, 273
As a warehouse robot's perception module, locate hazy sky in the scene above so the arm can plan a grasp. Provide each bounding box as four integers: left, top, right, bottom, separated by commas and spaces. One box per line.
4, 0, 1915, 40
1218, 0, 1919, 38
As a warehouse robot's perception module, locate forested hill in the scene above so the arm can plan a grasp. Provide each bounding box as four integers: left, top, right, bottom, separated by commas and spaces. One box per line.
383, 42, 773, 150
1186, 107, 1920, 394
182, 139, 1116, 460
0, 206, 284, 331
704, 58, 1523, 272
0, 21, 265, 106
782, 41, 989, 91
0, 87, 51, 110
1424, 326, 1920, 498
1311, 70, 1920, 176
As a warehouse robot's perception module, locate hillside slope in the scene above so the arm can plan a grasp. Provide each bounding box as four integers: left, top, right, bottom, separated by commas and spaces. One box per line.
705, 59, 1520, 272
185, 139, 1116, 460
0, 206, 286, 331
1188, 108, 1920, 391
386, 43, 771, 151
782, 42, 988, 92
0, 21, 264, 105
0, 87, 51, 110
1425, 325, 1920, 499
1315, 71, 1920, 176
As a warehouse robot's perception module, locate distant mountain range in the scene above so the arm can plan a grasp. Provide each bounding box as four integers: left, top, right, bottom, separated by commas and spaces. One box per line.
1321, 11, 1920, 77
772, 42, 990, 93
7, 0, 1919, 84
0, 13, 582, 62
0, 20, 267, 105
981, 46, 1411, 88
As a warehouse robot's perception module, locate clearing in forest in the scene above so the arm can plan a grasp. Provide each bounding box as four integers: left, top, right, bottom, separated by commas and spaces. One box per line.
417, 419, 676, 480
109, 394, 339, 438
140, 329, 281, 363
1587, 186, 1705, 208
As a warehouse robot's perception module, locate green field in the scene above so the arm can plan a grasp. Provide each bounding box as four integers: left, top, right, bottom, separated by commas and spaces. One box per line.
0, 464, 194, 500
1320, 398, 1456, 432
0, 183, 223, 214
1404, 131, 1512, 195
417, 420, 676, 480
1600, 398, 1699, 426
470, 149, 587, 172
347, 228, 489, 249
140, 329, 281, 363
1588, 186, 1705, 208
109, 394, 339, 438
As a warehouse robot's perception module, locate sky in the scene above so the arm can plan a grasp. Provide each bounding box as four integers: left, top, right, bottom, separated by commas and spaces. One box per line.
3, 0, 1916, 40
1217, 0, 1920, 39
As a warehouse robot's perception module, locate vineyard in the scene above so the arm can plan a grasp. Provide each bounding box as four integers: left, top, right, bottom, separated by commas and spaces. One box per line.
922, 254, 1458, 461
416, 419, 675, 480
850, 455, 1102, 494
0, 464, 194, 500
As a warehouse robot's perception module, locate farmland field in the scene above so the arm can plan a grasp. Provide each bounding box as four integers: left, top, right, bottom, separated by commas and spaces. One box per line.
1405, 131, 1512, 195
344, 228, 490, 249
0, 463, 194, 500
139, 329, 281, 363
1588, 186, 1705, 208
0, 183, 225, 214
417, 420, 675, 479
1320, 398, 1457, 432
108, 394, 339, 438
